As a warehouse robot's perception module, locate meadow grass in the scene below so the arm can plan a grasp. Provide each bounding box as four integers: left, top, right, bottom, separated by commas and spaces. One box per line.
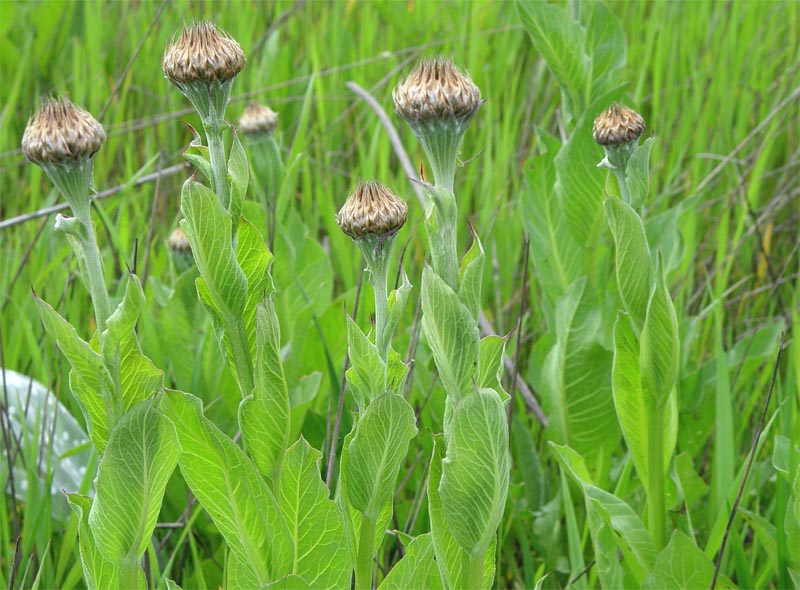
1, 1, 798, 588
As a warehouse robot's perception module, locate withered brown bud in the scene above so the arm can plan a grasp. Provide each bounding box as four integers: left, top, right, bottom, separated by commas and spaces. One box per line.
337, 181, 407, 240
393, 57, 482, 125
592, 103, 645, 146
239, 103, 278, 136
167, 227, 191, 253
163, 22, 245, 85
21, 97, 106, 165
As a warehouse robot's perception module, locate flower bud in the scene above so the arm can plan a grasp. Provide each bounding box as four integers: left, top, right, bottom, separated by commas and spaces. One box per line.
22, 97, 105, 166
168, 227, 194, 273
592, 103, 645, 147
393, 57, 482, 128
163, 22, 245, 86
337, 181, 407, 240
239, 103, 278, 137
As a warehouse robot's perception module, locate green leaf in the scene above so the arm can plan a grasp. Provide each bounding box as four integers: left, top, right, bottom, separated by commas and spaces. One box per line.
626, 138, 654, 208
640, 256, 679, 404
67, 494, 120, 590
382, 270, 412, 355
162, 390, 293, 586
180, 178, 247, 325
540, 279, 620, 462
378, 534, 443, 590
510, 416, 545, 510
343, 392, 417, 519
421, 267, 479, 401
440, 389, 509, 556
643, 531, 714, 590
236, 217, 275, 363
556, 86, 625, 244
88, 399, 178, 569
279, 438, 351, 589
428, 437, 496, 590
458, 236, 484, 319
240, 301, 290, 481
228, 129, 249, 224
583, 2, 626, 98
103, 275, 164, 412
345, 315, 386, 407
35, 294, 114, 451
605, 197, 653, 330
522, 133, 582, 301
550, 444, 657, 585
182, 126, 213, 183
477, 335, 506, 394
612, 313, 677, 488
514, 0, 586, 120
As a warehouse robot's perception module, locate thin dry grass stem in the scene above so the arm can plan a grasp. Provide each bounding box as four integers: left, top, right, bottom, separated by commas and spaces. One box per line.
141, 153, 164, 284
326, 263, 365, 489
711, 332, 785, 589
0, 162, 189, 230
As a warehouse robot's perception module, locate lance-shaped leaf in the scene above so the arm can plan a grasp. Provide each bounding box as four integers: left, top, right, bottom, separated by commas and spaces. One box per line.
88, 399, 179, 572
440, 388, 509, 556
380, 270, 412, 358
240, 300, 290, 481
626, 138, 654, 208
67, 494, 120, 590
102, 274, 163, 412
478, 335, 508, 396
640, 256, 679, 405
458, 236, 484, 320
236, 217, 275, 362
540, 278, 619, 462
550, 443, 658, 586
343, 392, 417, 519
421, 267, 479, 401
345, 316, 386, 407
428, 437, 496, 590
228, 129, 249, 225
182, 123, 213, 183
605, 197, 653, 330
612, 313, 677, 489
163, 390, 293, 586
35, 294, 115, 451
379, 533, 443, 590
279, 438, 351, 589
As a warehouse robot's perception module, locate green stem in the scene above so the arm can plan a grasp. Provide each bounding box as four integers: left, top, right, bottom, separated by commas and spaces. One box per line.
466, 551, 484, 590
205, 122, 230, 211
73, 202, 112, 334
119, 561, 140, 590
647, 402, 666, 550
354, 515, 376, 590
228, 316, 254, 397
613, 167, 631, 205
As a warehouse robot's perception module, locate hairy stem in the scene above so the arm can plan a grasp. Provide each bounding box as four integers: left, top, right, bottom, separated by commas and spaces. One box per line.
205, 122, 230, 211
72, 201, 112, 334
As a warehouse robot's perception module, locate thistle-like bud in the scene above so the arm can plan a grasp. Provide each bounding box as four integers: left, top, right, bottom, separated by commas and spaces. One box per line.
168, 227, 194, 273
163, 22, 245, 86
593, 103, 645, 147
393, 58, 481, 189
239, 103, 278, 137
22, 97, 105, 166
393, 57, 482, 129
22, 97, 105, 214
163, 22, 245, 124
337, 181, 407, 241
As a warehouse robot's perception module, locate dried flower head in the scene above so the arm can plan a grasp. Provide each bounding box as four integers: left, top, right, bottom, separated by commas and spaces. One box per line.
163, 22, 245, 85
22, 97, 106, 165
168, 227, 191, 253
593, 103, 645, 147
337, 181, 408, 240
239, 103, 278, 136
393, 57, 482, 126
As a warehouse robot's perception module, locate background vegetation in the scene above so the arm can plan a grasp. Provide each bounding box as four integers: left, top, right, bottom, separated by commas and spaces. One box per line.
1, 0, 798, 588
